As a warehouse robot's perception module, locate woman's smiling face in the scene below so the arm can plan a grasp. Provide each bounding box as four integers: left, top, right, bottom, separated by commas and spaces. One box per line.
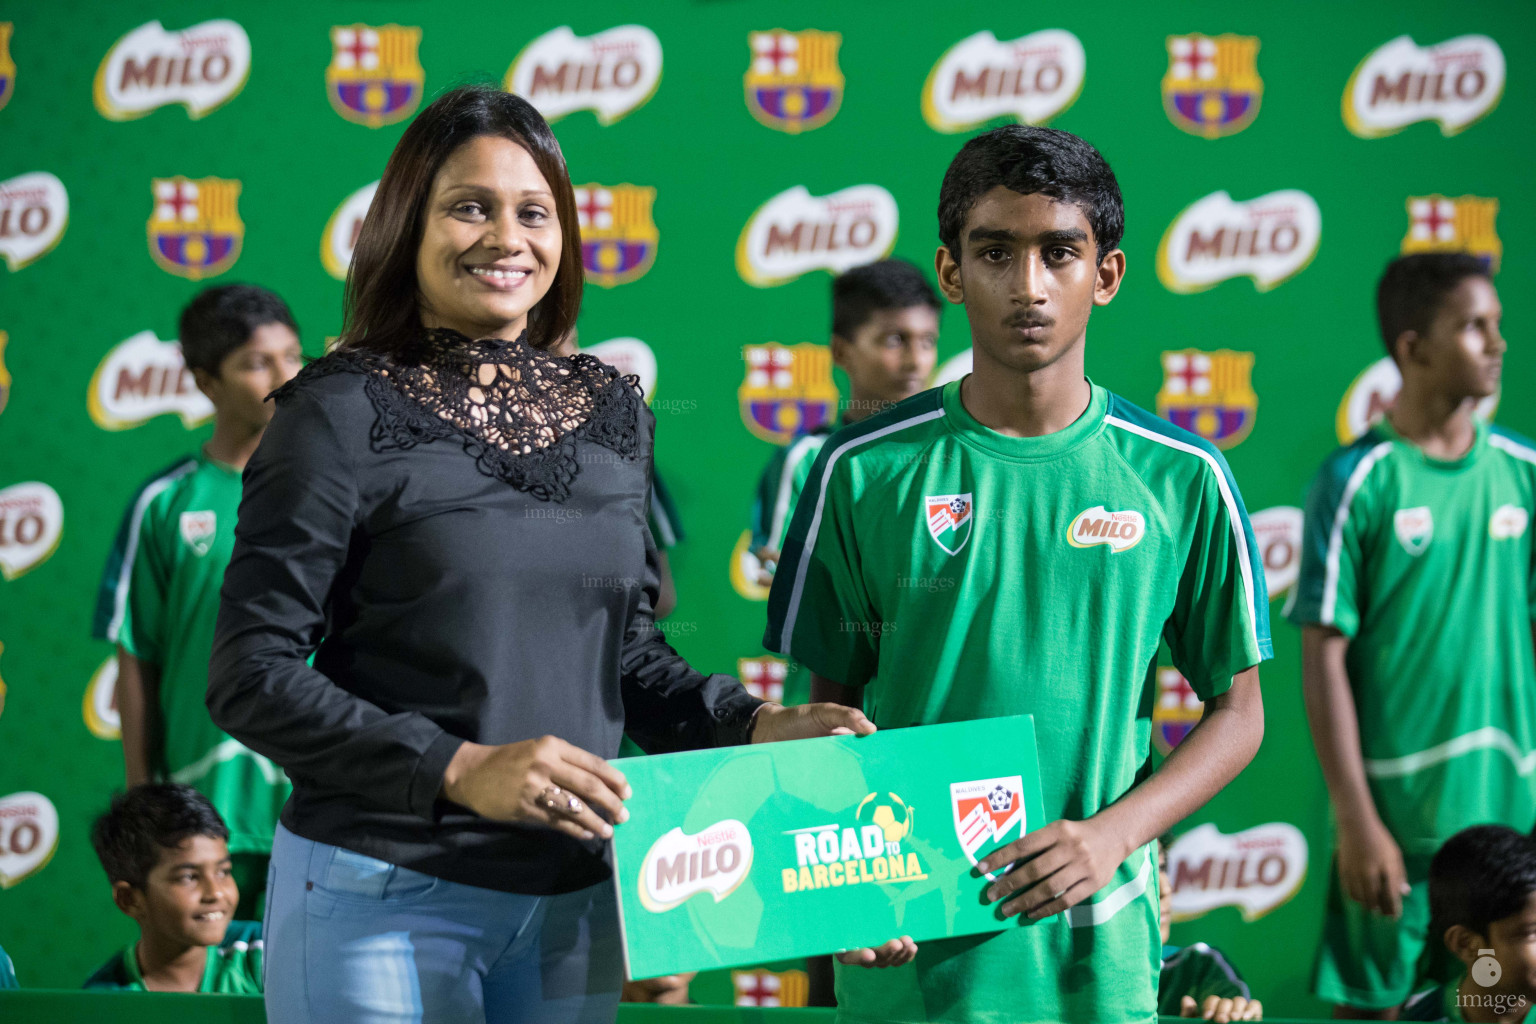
415, 134, 561, 342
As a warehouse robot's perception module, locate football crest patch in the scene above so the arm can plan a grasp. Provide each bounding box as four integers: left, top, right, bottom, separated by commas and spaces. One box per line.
325, 24, 423, 128
1162, 34, 1262, 138
1157, 349, 1258, 450
179, 510, 217, 556
1394, 507, 1433, 556
926, 494, 973, 556
574, 184, 658, 288
950, 777, 1025, 880
1401, 194, 1500, 273
0, 23, 15, 114
744, 30, 844, 133
147, 176, 243, 280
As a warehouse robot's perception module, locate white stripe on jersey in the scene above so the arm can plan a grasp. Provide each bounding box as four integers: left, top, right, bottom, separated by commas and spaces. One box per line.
1364, 725, 1536, 779
769, 433, 825, 550
1066, 844, 1153, 928
107, 462, 198, 643
778, 408, 947, 651
1321, 442, 1393, 626
1491, 432, 1536, 466
1103, 416, 1264, 657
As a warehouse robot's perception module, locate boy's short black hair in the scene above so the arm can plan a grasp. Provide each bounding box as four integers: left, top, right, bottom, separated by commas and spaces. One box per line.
831, 259, 941, 339
178, 283, 298, 377
1427, 825, 1536, 944
90, 783, 229, 889
1376, 252, 1491, 361
938, 125, 1124, 264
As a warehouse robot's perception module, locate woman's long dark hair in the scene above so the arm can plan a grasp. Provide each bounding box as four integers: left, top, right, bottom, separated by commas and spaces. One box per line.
338, 84, 583, 353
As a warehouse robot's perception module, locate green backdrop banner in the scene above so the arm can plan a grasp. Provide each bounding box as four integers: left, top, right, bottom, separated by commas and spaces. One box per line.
0, 2, 1528, 1016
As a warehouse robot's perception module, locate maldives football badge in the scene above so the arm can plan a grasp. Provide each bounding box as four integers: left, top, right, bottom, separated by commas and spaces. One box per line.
326, 24, 424, 129
1394, 507, 1433, 557
738, 343, 838, 444
574, 183, 658, 288
744, 30, 844, 134
1157, 349, 1257, 450
0, 23, 15, 114
147, 176, 242, 280
926, 494, 973, 556
950, 777, 1025, 880
1401, 195, 1500, 273
1162, 34, 1261, 138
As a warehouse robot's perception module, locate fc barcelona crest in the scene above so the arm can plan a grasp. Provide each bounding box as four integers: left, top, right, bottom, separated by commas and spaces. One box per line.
574, 183, 658, 288
744, 30, 844, 134
1401, 194, 1501, 273
737, 657, 787, 704
325, 24, 423, 128
147, 176, 243, 280
950, 776, 1025, 880
926, 493, 973, 556
1153, 667, 1202, 756
738, 343, 838, 445
0, 24, 15, 114
1162, 34, 1262, 138
1157, 349, 1257, 450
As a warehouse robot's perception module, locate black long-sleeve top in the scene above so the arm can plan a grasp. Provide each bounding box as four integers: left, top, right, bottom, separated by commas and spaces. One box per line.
207, 332, 763, 895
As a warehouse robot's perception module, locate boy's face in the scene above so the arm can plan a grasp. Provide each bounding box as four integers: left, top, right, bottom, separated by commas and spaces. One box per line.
193, 322, 303, 431
114, 835, 238, 949
935, 187, 1123, 377
832, 305, 940, 411
1399, 275, 1504, 401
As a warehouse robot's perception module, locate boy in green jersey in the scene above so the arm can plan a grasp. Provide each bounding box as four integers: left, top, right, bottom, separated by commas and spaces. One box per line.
93, 284, 302, 918
1290, 253, 1533, 1017
750, 259, 941, 582
765, 126, 1269, 1024
84, 784, 263, 994
1401, 826, 1536, 1023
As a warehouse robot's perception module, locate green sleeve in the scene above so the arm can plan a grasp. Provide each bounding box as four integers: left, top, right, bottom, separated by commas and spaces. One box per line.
1165, 452, 1273, 700
122, 502, 171, 664
763, 450, 878, 687
1288, 446, 1379, 638
1158, 944, 1250, 1014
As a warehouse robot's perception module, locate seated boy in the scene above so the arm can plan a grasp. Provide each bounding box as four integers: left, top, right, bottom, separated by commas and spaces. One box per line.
85, 783, 262, 993
1158, 839, 1263, 1021
1401, 825, 1536, 1022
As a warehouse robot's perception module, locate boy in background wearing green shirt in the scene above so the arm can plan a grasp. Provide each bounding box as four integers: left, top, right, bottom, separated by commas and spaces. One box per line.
1401, 825, 1536, 1023
750, 258, 941, 584
1291, 254, 1534, 1018
84, 784, 262, 994
767, 125, 1269, 1024
92, 284, 302, 918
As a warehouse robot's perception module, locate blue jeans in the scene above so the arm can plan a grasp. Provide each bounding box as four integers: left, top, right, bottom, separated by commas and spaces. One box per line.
264, 823, 622, 1023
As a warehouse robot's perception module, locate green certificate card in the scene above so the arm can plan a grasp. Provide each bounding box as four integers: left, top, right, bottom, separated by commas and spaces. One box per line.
610, 715, 1046, 979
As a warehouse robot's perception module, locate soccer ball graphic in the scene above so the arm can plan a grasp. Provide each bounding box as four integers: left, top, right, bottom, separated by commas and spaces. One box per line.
987, 785, 1014, 813
857, 792, 914, 845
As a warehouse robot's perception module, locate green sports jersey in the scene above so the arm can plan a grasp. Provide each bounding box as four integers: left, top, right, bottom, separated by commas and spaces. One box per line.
1158, 942, 1251, 1015
765, 379, 1271, 1024
83, 920, 263, 993
93, 451, 290, 855
648, 470, 684, 550
751, 423, 837, 553
1288, 419, 1536, 856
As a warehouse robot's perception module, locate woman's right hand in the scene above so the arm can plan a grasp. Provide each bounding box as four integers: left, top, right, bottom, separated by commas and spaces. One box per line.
440, 736, 632, 841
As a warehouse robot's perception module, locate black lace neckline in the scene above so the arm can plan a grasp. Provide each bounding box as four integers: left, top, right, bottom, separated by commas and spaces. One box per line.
272, 328, 643, 503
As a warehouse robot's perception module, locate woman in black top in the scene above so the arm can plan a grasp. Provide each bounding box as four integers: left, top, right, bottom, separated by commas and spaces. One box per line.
208, 86, 872, 1023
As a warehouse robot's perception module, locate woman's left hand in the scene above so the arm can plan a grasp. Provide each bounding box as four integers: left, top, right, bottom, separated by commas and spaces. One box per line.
749, 702, 876, 743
